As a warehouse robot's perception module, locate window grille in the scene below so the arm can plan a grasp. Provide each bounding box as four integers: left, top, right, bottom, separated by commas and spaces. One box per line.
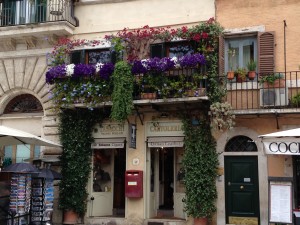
225, 135, 257, 152
4, 94, 43, 113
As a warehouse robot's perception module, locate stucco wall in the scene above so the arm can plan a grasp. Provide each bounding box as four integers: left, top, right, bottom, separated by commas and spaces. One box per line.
74, 0, 215, 39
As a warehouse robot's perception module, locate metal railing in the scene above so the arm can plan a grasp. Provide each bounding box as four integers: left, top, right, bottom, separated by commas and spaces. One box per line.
0, 0, 77, 27
226, 71, 300, 110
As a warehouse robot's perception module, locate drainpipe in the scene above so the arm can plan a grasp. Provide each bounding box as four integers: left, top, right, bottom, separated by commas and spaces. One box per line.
284, 20, 287, 75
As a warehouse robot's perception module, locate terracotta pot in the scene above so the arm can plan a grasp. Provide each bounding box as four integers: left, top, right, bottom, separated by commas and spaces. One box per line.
263, 78, 285, 88
194, 217, 208, 225
236, 73, 246, 83
63, 210, 79, 224
227, 71, 235, 80
248, 71, 256, 80
141, 92, 157, 99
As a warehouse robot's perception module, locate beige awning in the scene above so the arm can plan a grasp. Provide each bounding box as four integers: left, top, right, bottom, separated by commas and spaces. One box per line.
91, 138, 126, 149
147, 136, 184, 148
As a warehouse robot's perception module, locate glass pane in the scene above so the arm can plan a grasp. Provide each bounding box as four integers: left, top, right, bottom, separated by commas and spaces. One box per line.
175, 148, 185, 193
16, 145, 30, 163
88, 50, 111, 65
169, 45, 194, 58
228, 41, 239, 71
243, 40, 255, 69
93, 149, 112, 192
34, 146, 40, 159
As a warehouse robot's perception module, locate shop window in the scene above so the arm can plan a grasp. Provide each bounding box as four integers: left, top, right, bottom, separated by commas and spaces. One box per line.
16, 145, 30, 163
4, 94, 43, 114
225, 135, 257, 152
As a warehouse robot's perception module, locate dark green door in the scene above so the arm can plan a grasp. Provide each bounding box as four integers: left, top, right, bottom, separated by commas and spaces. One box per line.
225, 156, 260, 225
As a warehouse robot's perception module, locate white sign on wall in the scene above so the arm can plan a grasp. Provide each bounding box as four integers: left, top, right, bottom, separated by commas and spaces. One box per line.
146, 121, 184, 137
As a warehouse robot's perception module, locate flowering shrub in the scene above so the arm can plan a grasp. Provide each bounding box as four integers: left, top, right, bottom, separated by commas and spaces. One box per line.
209, 102, 235, 131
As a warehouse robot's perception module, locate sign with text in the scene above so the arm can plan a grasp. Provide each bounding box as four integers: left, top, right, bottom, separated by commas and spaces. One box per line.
93, 123, 128, 138
129, 124, 136, 149
146, 121, 184, 137
263, 139, 300, 155
269, 181, 292, 224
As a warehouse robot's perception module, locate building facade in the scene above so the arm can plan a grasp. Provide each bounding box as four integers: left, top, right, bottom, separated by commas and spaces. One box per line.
1, 0, 300, 225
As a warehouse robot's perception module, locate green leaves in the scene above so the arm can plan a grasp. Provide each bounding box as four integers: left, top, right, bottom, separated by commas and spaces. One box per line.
182, 118, 218, 218
110, 61, 134, 122
58, 109, 103, 216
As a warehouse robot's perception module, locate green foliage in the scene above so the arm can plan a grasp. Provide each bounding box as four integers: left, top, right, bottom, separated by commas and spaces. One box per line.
110, 61, 134, 122
58, 109, 103, 216
291, 92, 300, 107
50, 78, 112, 110
259, 73, 283, 85
234, 67, 247, 79
246, 60, 257, 71
182, 117, 219, 219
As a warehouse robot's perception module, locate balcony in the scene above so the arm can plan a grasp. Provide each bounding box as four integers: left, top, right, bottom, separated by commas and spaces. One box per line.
226, 71, 300, 114
0, 0, 77, 47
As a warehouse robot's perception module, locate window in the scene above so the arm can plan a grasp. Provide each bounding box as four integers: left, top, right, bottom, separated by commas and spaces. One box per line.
16, 145, 30, 163
225, 135, 257, 152
4, 94, 43, 114
151, 41, 195, 58
71, 49, 111, 64
225, 37, 257, 72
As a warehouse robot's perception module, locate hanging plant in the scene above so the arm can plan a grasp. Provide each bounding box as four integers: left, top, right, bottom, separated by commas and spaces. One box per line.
110, 61, 134, 122
209, 101, 235, 131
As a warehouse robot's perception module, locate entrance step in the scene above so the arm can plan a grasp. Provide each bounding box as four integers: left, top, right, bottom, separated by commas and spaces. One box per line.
86, 217, 186, 225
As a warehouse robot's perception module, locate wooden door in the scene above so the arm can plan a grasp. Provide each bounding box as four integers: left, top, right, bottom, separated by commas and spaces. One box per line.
225, 156, 260, 225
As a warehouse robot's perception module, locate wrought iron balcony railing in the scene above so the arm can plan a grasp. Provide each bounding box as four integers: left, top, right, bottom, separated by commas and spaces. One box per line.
226, 71, 300, 111
0, 0, 76, 27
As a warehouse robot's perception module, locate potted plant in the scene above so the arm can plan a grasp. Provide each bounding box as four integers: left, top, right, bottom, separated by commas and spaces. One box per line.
234, 67, 247, 83
227, 48, 236, 80
247, 60, 257, 80
182, 117, 219, 225
259, 73, 285, 88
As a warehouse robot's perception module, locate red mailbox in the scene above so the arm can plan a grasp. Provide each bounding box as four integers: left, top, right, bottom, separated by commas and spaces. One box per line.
125, 170, 143, 198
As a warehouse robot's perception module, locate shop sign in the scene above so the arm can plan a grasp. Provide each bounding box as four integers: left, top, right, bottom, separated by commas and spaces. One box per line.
264, 141, 300, 155
147, 136, 184, 148
91, 142, 124, 149
146, 121, 184, 137
93, 123, 128, 138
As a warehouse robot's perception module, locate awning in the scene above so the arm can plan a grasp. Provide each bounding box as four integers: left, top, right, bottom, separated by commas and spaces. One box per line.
91, 138, 126, 149
258, 128, 300, 155
147, 136, 184, 148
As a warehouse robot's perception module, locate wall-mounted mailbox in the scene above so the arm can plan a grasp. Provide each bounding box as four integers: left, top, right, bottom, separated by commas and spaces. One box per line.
125, 170, 143, 198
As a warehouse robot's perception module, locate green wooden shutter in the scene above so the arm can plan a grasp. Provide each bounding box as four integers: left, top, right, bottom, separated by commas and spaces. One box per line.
258, 32, 275, 75
150, 43, 165, 58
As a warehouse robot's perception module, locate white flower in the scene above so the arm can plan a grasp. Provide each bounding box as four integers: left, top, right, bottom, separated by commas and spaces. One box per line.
95, 63, 104, 73
171, 57, 181, 68
66, 64, 75, 77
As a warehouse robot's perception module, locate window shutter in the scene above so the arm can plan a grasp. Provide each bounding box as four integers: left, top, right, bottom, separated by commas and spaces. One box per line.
70, 50, 86, 64
218, 36, 225, 76
258, 32, 275, 75
150, 43, 165, 58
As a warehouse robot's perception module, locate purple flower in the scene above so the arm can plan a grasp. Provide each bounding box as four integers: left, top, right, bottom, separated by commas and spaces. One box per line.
160, 57, 176, 71
73, 64, 96, 78
131, 60, 148, 75
99, 63, 114, 80
179, 53, 206, 68
45, 65, 67, 84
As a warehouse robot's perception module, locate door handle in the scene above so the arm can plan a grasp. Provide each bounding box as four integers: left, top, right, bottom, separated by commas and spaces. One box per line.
228, 182, 231, 186
240, 185, 244, 190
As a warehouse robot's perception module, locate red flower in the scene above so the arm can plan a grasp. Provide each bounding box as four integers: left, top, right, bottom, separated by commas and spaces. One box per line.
192, 33, 201, 42
182, 26, 188, 33
201, 32, 209, 39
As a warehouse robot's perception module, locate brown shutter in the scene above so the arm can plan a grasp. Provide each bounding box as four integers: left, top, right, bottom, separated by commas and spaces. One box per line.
218, 35, 225, 76
258, 32, 275, 75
